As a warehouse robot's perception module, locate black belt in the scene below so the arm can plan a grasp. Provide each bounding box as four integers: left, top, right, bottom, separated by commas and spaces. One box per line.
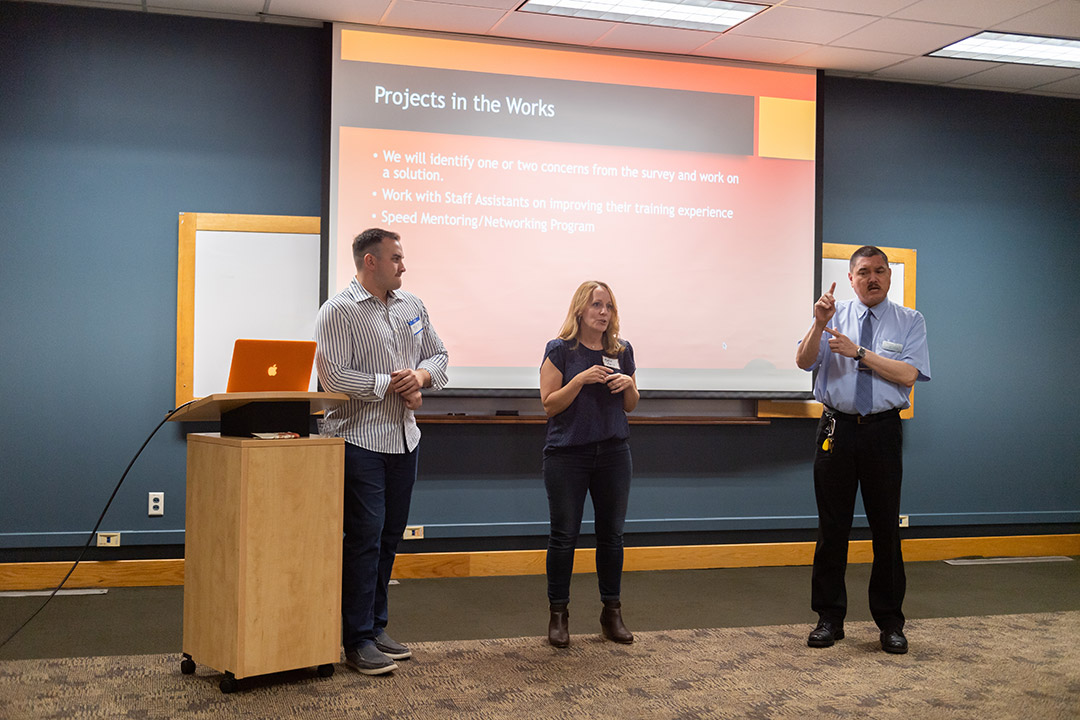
824, 407, 900, 424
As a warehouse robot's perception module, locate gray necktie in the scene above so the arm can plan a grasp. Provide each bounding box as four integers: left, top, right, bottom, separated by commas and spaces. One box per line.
855, 311, 873, 416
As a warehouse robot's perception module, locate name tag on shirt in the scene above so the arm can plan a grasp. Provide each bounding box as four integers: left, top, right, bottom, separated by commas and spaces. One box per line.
881, 340, 903, 352
408, 315, 424, 336
602, 356, 620, 370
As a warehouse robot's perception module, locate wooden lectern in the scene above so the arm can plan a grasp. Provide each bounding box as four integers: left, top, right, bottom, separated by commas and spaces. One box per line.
169, 392, 347, 693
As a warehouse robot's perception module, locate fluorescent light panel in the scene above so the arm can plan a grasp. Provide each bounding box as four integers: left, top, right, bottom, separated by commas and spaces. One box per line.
930, 31, 1080, 69
518, 0, 767, 33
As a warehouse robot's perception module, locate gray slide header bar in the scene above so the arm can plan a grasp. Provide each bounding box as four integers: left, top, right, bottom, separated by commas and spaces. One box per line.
335, 62, 755, 156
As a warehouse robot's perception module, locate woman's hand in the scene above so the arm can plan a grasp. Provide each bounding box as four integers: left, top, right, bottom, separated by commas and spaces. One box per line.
605, 373, 633, 394
573, 364, 613, 387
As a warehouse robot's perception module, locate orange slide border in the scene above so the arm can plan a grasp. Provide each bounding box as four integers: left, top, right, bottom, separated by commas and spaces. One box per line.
341, 28, 815, 101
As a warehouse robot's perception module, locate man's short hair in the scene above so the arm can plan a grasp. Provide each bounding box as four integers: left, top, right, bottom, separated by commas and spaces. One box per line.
849, 245, 889, 270
353, 228, 400, 270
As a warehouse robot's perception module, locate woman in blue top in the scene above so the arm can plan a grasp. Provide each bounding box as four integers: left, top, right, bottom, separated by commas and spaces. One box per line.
540, 280, 639, 648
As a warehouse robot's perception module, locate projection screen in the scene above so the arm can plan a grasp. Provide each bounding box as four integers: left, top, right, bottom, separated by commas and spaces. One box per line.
329, 25, 817, 395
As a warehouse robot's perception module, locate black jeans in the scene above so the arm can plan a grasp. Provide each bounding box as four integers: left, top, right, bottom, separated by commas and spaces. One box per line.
811, 411, 906, 632
543, 438, 632, 605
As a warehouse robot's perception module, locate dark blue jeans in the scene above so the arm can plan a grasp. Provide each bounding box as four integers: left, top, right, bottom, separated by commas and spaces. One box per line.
341, 442, 418, 651
543, 438, 632, 605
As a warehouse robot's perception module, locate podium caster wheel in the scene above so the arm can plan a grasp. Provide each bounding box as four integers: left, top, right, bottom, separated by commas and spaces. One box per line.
180, 656, 196, 675
317, 663, 334, 678
220, 673, 238, 694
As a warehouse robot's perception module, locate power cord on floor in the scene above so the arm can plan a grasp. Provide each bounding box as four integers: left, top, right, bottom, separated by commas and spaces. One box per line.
0, 400, 197, 651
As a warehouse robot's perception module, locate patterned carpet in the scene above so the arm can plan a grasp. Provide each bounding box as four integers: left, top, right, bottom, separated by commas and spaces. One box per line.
2, 612, 1078, 719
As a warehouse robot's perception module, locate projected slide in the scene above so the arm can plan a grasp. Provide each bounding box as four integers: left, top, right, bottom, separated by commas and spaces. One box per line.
330, 27, 816, 393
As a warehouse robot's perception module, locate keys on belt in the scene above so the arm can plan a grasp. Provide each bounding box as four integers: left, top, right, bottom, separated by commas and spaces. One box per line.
821, 413, 836, 453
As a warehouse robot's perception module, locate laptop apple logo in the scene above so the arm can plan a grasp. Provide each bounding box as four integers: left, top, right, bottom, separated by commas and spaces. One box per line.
267, 364, 278, 377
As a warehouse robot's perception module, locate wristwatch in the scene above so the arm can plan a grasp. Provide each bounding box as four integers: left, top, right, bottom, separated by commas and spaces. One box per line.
855, 346, 866, 361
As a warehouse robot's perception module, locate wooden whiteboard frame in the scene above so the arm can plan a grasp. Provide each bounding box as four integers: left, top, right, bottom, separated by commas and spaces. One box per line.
759, 243, 918, 420
175, 213, 321, 406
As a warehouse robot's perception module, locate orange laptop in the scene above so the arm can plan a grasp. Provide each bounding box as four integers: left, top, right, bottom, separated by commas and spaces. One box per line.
225, 339, 316, 393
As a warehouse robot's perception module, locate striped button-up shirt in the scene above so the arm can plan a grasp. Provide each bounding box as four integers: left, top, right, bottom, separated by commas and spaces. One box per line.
314, 277, 448, 453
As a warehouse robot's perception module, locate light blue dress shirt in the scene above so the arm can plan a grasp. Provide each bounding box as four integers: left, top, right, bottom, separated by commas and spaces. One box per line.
803, 298, 930, 414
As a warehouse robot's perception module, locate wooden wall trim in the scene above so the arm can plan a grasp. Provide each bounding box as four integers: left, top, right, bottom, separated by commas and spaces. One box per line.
0, 558, 185, 591
2, 535, 1076, 590
393, 533, 1080, 578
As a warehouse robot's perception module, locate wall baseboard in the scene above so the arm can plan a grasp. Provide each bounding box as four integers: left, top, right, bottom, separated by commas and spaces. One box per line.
1, 534, 1076, 591
0, 559, 186, 592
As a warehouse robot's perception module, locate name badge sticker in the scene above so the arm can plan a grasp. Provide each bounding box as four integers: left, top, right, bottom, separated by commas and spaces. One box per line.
881, 340, 903, 352
602, 356, 621, 370
408, 315, 424, 336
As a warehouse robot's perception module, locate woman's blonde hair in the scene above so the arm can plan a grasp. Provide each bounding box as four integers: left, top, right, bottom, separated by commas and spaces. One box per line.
557, 280, 624, 356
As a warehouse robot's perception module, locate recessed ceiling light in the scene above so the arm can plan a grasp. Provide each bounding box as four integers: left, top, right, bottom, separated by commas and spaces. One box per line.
930, 31, 1080, 69
518, 0, 768, 34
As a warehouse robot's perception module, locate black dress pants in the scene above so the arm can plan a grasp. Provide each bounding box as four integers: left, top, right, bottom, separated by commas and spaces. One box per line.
811, 410, 905, 632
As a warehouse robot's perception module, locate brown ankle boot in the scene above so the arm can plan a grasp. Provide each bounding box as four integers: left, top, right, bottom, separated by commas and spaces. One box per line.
548, 604, 569, 648
600, 600, 633, 644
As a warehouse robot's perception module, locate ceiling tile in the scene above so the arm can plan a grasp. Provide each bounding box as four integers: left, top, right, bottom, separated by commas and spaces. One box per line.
29, 0, 1080, 95
491, 12, 615, 46
26, 0, 143, 8
1028, 72, 1080, 94
1027, 88, 1080, 97
870, 56, 1003, 82
991, 0, 1080, 36
726, 6, 877, 44
429, 0, 523, 9
787, 44, 910, 72
590, 23, 719, 55
270, 0, 391, 25
864, 75, 941, 87
694, 34, 818, 63
381, 0, 507, 34
830, 18, 977, 54
947, 81, 1021, 93
891, 0, 1056, 28
30, 0, 144, 7
957, 62, 1080, 89
783, 0, 916, 15
150, 0, 265, 13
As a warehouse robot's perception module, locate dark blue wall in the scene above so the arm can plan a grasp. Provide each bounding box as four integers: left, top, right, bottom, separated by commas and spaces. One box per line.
1, 2, 1077, 551
0, 3, 325, 548
819, 78, 1080, 527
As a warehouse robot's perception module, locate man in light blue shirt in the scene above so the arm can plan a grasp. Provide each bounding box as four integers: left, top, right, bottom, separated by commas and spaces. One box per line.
796, 245, 930, 655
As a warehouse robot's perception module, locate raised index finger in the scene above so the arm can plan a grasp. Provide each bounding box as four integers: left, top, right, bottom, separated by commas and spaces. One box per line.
826, 282, 836, 296
823, 326, 840, 337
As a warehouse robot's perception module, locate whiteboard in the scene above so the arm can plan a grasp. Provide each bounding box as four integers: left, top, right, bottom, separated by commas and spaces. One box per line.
175, 213, 322, 405
193, 230, 320, 397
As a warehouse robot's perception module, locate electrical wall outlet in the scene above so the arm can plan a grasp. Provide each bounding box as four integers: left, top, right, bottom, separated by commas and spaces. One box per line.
403, 525, 424, 540
97, 532, 121, 547
899, 515, 909, 527
148, 492, 164, 517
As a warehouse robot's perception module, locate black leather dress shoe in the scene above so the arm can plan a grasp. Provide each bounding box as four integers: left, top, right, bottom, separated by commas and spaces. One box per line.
880, 629, 908, 654
807, 621, 844, 647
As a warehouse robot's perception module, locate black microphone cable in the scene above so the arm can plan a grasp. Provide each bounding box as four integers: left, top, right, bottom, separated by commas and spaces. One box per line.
0, 400, 197, 651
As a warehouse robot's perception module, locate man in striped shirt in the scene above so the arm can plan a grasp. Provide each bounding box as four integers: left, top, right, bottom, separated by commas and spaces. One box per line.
315, 228, 449, 675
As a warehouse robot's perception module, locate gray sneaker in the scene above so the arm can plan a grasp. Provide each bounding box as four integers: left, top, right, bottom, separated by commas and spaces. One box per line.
344, 644, 398, 675
374, 631, 412, 660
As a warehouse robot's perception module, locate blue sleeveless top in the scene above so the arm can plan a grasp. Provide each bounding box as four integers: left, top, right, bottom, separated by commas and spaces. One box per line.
542, 338, 635, 450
